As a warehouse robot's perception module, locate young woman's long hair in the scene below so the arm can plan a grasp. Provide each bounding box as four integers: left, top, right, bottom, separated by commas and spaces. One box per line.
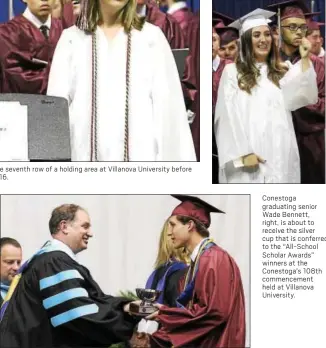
77, 0, 144, 33
236, 27, 288, 94
154, 220, 190, 269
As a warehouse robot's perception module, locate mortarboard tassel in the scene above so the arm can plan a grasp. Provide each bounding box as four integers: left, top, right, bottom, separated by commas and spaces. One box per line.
239, 40, 244, 62
9, 0, 14, 20
238, 18, 244, 62
278, 7, 282, 49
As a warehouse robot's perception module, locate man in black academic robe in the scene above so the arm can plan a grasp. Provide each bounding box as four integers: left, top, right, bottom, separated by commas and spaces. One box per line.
0, 204, 140, 348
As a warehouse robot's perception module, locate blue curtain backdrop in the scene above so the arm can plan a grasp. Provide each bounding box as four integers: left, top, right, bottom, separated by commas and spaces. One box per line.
188, 0, 200, 12
0, 0, 200, 23
213, 0, 325, 23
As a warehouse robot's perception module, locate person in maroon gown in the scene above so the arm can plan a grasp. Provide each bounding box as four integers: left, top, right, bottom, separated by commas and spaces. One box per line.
212, 14, 234, 183
164, 0, 194, 46
0, 0, 70, 95
268, 0, 325, 184
136, 1, 198, 160
216, 26, 239, 62
51, 0, 77, 28
181, 12, 199, 161
136, 0, 185, 48
305, 12, 325, 61
212, 12, 239, 62
51, 0, 63, 18
147, 195, 246, 348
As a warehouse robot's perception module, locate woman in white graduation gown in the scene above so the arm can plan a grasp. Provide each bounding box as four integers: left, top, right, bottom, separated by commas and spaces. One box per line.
214, 9, 318, 183
47, 0, 196, 162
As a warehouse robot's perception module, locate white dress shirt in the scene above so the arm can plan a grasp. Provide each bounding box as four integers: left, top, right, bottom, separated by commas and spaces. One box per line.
318, 47, 325, 58
167, 1, 187, 15
190, 238, 209, 262
213, 55, 221, 72
137, 4, 147, 18
49, 238, 77, 261
23, 7, 51, 30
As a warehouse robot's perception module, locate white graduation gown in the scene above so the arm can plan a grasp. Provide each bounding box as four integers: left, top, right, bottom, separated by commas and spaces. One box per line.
47, 23, 196, 161
214, 61, 318, 183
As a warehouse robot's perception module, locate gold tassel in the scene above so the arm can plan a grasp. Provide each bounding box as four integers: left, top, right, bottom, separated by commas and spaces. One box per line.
1, 274, 21, 306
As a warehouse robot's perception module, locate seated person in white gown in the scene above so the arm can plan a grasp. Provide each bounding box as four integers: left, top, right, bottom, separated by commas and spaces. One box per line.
47, 0, 196, 162
214, 9, 318, 184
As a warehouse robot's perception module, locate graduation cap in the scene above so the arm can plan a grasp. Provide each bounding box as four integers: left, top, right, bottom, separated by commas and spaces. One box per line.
212, 11, 235, 28
307, 20, 325, 31
267, 0, 310, 21
170, 194, 225, 228
305, 11, 321, 21
213, 17, 224, 29
305, 12, 324, 31
229, 9, 275, 59
229, 8, 275, 37
212, 12, 238, 46
269, 15, 279, 30
215, 27, 239, 47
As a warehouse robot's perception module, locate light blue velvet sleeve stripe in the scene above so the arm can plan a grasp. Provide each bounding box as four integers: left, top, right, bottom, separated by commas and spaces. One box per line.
39, 270, 83, 290
43, 288, 88, 309
0, 290, 7, 300
50, 304, 99, 327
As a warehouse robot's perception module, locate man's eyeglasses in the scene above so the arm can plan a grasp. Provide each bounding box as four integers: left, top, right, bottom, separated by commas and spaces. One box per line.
281, 24, 308, 33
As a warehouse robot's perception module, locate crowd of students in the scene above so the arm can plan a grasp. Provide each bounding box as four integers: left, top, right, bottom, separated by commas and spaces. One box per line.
0, 1, 200, 162
213, 0, 325, 184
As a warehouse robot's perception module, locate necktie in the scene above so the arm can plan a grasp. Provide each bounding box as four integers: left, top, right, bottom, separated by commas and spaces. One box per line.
40, 25, 49, 39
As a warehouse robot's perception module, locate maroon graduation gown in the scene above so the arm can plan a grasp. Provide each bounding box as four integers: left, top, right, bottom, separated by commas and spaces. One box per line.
182, 13, 200, 160
212, 59, 232, 184
145, 0, 185, 49
145, 1, 197, 159
61, 1, 77, 28
0, 15, 65, 95
289, 53, 325, 184
170, 8, 194, 47
151, 245, 246, 348
316, 55, 325, 65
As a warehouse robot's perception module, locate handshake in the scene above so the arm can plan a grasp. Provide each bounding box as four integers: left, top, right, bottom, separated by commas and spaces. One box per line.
122, 289, 163, 348
129, 332, 151, 348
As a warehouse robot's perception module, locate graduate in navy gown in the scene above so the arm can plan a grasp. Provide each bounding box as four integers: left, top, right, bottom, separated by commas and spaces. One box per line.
145, 220, 189, 308
132, 220, 189, 347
